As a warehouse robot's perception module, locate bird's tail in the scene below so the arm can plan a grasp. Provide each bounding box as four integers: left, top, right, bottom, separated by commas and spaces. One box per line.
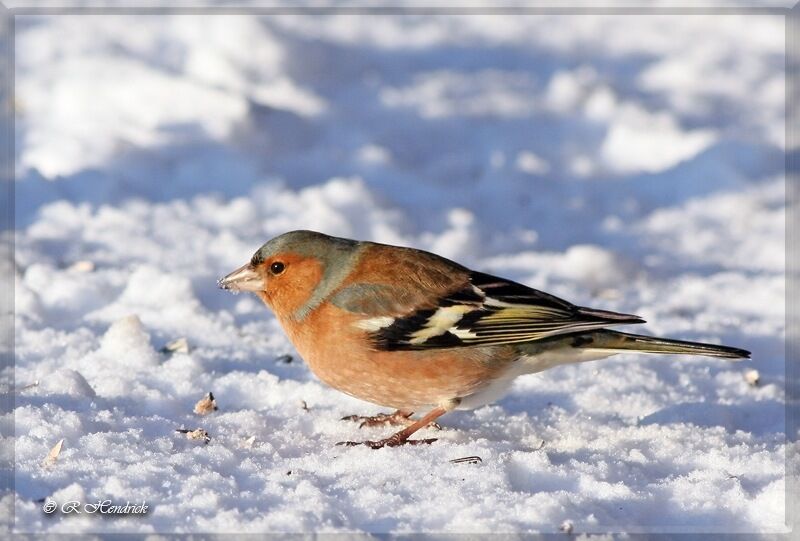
574, 329, 750, 360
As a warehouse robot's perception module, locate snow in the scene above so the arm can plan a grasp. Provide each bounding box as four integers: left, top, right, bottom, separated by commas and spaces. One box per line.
10, 10, 786, 535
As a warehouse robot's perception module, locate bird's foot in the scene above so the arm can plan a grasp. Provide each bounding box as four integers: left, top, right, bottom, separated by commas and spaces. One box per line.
341, 410, 442, 430
341, 410, 414, 428
337, 405, 447, 449
336, 435, 438, 449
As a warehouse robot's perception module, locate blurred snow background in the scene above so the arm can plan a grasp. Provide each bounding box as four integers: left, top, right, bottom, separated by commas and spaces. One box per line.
9, 11, 787, 534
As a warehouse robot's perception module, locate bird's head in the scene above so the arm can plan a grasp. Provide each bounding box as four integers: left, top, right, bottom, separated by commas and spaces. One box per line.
218, 230, 361, 319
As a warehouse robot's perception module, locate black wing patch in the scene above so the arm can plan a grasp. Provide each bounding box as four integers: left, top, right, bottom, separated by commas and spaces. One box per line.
369, 271, 644, 351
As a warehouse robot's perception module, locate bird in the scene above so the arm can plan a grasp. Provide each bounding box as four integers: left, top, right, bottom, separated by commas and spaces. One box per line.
218, 230, 750, 449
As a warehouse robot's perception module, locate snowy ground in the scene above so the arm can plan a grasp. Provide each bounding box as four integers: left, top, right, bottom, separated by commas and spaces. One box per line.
8, 10, 788, 535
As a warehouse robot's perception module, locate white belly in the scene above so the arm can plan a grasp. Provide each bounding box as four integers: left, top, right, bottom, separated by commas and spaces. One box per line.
456, 348, 616, 410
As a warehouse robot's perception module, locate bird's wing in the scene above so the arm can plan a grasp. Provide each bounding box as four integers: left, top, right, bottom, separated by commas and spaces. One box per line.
333, 269, 645, 351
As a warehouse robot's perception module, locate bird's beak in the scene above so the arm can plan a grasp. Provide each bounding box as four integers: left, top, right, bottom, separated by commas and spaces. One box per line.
218, 263, 264, 293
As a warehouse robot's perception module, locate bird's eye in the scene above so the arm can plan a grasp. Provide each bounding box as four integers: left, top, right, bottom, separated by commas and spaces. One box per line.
270, 261, 285, 275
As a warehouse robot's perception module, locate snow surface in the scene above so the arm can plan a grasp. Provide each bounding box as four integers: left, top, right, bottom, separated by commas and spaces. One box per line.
9, 11, 787, 535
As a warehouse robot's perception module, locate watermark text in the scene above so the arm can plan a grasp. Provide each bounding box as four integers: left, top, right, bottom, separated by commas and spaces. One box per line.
43, 499, 149, 516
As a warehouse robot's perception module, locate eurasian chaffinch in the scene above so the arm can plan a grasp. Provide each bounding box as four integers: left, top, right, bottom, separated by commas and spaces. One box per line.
219, 230, 750, 449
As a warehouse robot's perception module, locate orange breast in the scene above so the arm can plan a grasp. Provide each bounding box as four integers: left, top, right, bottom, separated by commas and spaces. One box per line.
276, 302, 516, 410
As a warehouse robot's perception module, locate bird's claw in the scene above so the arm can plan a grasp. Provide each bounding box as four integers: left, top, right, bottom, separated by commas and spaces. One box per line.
335, 437, 438, 449
341, 412, 442, 430
340, 411, 416, 428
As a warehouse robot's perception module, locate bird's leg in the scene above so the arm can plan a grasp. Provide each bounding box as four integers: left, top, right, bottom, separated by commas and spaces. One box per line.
337, 406, 447, 449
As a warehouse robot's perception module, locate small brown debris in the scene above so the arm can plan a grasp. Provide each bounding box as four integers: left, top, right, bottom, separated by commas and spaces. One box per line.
42, 439, 64, 468
275, 354, 293, 364
161, 337, 190, 354
67, 260, 95, 273
176, 428, 211, 444
194, 392, 218, 415
449, 456, 482, 465
300, 400, 309, 411
15, 380, 39, 393
744, 369, 760, 386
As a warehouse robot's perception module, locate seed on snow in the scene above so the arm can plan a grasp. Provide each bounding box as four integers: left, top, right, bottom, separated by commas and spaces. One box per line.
176, 428, 211, 444
449, 456, 482, 465
67, 260, 94, 273
194, 392, 218, 415
42, 439, 64, 468
161, 337, 190, 354
15, 380, 39, 393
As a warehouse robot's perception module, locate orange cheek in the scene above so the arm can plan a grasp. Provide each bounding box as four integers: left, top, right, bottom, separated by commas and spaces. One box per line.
262, 258, 324, 317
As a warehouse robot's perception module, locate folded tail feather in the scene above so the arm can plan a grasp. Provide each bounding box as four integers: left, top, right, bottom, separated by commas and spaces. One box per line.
576, 306, 646, 324
572, 329, 750, 360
